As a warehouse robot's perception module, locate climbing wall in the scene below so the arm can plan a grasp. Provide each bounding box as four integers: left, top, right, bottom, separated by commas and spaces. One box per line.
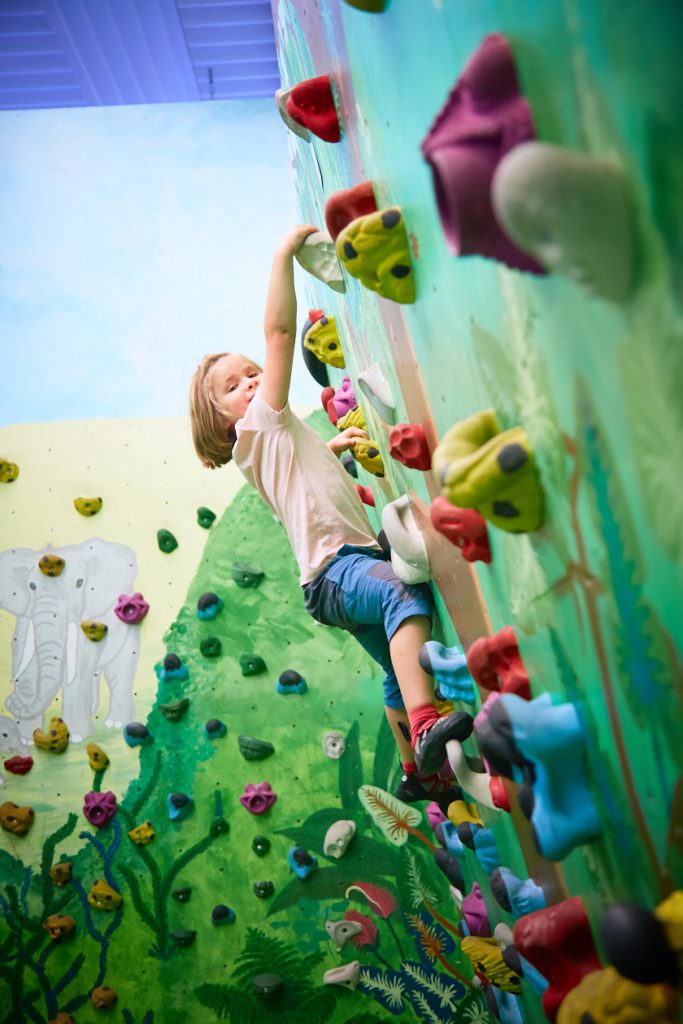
1, 1, 682, 1022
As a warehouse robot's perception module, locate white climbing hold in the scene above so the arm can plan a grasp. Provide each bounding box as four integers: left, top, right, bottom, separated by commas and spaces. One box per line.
445, 738, 499, 810
358, 363, 396, 424
323, 819, 357, 859
295, 230, 346, 292
381, 494, 430, 584
325, 919, 362, 951
323, 961, 361, 990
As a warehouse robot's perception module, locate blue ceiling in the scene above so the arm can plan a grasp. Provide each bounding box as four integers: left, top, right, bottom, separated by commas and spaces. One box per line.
0, 0, 281, 109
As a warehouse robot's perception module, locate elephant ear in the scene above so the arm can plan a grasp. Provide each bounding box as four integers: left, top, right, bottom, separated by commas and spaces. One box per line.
77, 538, 138, 617
0, 548, 40, 614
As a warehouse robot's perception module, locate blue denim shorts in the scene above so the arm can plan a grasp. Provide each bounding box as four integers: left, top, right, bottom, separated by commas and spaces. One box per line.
302, 545, 433, 708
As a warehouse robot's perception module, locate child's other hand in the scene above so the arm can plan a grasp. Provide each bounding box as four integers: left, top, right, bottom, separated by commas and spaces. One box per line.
277, 224, 319, 257
327, 426, 368, 457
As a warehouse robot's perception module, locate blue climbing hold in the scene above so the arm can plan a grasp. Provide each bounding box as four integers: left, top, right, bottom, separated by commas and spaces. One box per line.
123, 722, 153, 748
205, 719, 227, 739
197, 592, 224, 621
156, 653, 189, 683
287, 847, 318, 879
438, 820, 467, 858
276, 670, 308, 695
166, 792, 194, 821
419, 641, 476, 703
212, 904, 236, 925
457, 822, 500, 875
491, 866, 547, 918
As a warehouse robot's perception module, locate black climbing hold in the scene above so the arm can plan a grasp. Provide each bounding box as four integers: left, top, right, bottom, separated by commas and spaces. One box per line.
456, 822, 479, 851
381, 209, 401, 229
517, 779, 535, 818
320, 316, 328, 325
328, 342, 337, 350
343, 241, 358, 259
125, 722, 149, 739
238, 735, 275, 761
206, 719, 226, 738
159, 698, 190, 722
157, 529, 178, 554
197, 592, 220, 612
340, 451, 358, 478
252, 835, 271, 857
492, 500, 519, 518
301, 325, 330, 387
212, 904, 236, 925
171, 929, 196, 947
200, 636, 222, 658
490, 868, 512, 912
367, 448, 379, 458
433, 848, 464, 890
600, 902, 680, 987
497, 443, 528, 473
485, 985, 502, 1020
278, 670, 304, 689
252, 973, 284, 1001
502, 945, 523, 977
390, 264, 411, 278
292, 848, 314, 866
197, 506, 216, 528
169, 793, 191, 809
231, 562, 265, 589
433, 822, 447, 849
172, 886, 192, 902
253, 880, 274, 899
240, 654, 267, 676
474, 698, 526, 778
164, 653, 181, 672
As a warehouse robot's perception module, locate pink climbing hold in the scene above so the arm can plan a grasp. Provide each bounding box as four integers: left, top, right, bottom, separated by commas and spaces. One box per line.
83, 790, 118, 828
461, 882, 492, 937
331, 376, 358, 420
114, 592, 149, 625
239, 781, 277, 815
421, 33, 544, 273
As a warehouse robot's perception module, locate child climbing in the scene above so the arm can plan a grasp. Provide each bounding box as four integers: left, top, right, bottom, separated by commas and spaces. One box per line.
189, 224, 473, 800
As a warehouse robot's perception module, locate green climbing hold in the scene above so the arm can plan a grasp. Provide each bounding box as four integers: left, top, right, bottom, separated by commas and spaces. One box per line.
342, 0, 387, 10
238, 735, 276, 761
197, 506, 216, 528
210, 815, 230, 838
252, 835, 271, 857
157, 529, 178, 553
171, 929, 197, 947
231, 561, 265, 588
240, 654, 267, 676
200, 636, 222, 658
158, 698, 190, 722
172, 886, 192, 902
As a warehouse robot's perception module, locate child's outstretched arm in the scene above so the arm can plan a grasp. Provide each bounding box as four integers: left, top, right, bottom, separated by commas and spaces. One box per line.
260, 224, 317, 412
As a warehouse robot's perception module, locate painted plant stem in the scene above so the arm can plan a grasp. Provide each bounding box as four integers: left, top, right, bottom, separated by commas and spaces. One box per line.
564, 434, 669, 897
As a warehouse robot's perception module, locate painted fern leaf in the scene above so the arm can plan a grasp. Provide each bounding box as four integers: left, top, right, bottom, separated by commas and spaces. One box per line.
620, 327, 683, 562
410, 991, 445, 1024
359, 966, 406, 1014
358, 785, 422, 846
403, 848, 439, 909
402, 962, 460, 1010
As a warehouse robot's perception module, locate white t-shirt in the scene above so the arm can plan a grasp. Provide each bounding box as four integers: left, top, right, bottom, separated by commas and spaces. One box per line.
233, 392, 381, 584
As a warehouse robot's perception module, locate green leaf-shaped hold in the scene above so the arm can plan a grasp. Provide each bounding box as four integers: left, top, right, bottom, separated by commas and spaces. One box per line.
240, 654, 267, 676
238, 735, 275, 761
157, 528, 178, 553
231, 562, 265, 588
159, 698, 190, 722
358, 784, 421, 846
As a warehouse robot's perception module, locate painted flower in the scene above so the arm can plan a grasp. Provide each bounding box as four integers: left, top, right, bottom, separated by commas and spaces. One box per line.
346, 881, 398, 918
344, 909, 378, 949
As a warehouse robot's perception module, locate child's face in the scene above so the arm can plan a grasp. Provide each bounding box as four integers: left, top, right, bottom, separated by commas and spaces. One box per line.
209, 354, 262, 425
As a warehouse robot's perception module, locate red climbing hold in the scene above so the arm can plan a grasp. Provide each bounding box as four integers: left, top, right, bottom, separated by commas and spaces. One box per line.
467, 626, 531, 700
356, 484, 375, 507
325, 181, 378, 240
4, 755, 34, 775
430, 496, 491, 563
321, 386, 338, 425
489, 775, 511, 812
286, 76, 340, 143
388, 423, 431, 471
513, 896, 601, 1022
308, 308, 325, 323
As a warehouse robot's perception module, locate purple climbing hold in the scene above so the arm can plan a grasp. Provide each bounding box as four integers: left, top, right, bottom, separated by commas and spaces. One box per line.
240, 782, 277, 815
83, 790, 118, 828
461, 882, 492, 937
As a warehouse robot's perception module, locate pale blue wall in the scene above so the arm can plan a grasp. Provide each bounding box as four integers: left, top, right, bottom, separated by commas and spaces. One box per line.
0, 98, 318, 425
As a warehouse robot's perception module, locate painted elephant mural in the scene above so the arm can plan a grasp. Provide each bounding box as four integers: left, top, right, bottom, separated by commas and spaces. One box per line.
0, 539, 140, 743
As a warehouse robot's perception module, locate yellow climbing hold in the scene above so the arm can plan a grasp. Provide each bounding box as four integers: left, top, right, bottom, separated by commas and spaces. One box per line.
88, 879, 123, 911
557, 967, 676, 1024
0, 460, 19, 483
303, 314, 345, 368
128, 820, 155, 845
38, 554, 65, 577
447, 799, 484, 828
33, 717, 70, 753
81, 621, 108, 642
73, 496, 103, 516
432, 409, 544, 532
354, 438, 385, 477
461, 936, 522, 992
337, 406, 367, 432
87, 743, 109, 772
336, 208, 415, 304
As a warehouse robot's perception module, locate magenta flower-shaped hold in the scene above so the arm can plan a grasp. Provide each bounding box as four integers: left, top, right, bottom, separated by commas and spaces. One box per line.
426, 801, 447, 834
83, 790, 118, 828
461, 881, 492, 937
115, 592, 150, 625
332, 376, 357, 419
239, 782, 277, 816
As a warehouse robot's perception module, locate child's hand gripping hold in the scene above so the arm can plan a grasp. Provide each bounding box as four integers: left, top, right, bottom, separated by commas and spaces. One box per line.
327, 425, 368, 458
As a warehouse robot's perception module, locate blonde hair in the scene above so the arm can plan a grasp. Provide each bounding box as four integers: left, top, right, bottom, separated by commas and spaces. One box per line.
189, 352, 261, 469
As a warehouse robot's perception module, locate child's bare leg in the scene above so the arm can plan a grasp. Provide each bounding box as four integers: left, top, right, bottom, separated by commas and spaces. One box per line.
385, 705, 414, 762
388, 615, 435, 711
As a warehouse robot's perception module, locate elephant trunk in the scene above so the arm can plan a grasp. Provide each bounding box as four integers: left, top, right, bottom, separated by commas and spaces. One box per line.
32, 593, 69, 713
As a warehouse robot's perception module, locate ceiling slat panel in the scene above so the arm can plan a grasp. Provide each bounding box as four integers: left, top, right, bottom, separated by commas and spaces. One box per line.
179, 3, 273, 28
